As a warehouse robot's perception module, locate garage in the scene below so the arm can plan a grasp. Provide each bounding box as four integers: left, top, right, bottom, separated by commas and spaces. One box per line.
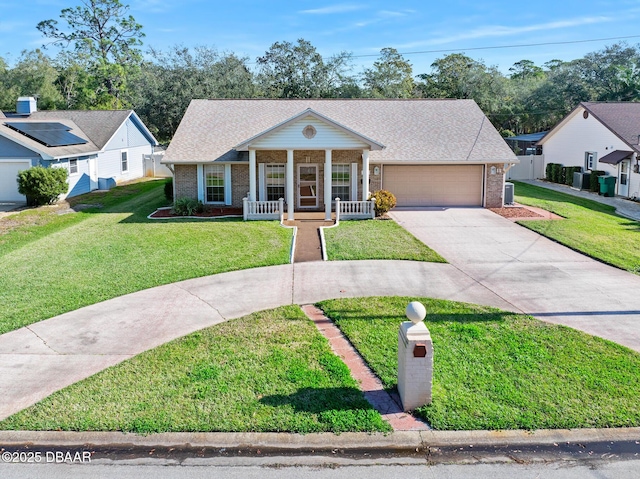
0, 160, 30, 202
382, 165, 484, 207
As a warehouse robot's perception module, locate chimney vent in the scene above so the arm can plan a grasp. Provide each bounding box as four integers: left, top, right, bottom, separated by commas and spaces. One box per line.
16, 97, 37, 115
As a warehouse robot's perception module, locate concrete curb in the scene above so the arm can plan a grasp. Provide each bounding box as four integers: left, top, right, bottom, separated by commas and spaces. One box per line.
1, 428, 638, 451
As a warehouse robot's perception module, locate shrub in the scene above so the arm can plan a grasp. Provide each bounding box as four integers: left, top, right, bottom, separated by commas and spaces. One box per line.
164, 178, 173, 201
560, 167, 567, 185
564, 166, 583, 186
590, 170, 606, 192
172, 197, 204, 216
551, 164, 562, 183
17, 166, 68, 206
369, 190, 397, 217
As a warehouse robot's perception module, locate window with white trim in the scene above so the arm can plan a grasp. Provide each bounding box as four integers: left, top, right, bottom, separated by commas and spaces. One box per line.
69, 158, 78, 175
204, 164, 225, 203
585, 151, 597, 170
331, 164, 350, 201
121, 151, 128, 172
266, 164, 285, 201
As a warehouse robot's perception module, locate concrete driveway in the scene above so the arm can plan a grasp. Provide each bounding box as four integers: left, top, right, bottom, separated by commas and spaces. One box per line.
391, 207, 640, 352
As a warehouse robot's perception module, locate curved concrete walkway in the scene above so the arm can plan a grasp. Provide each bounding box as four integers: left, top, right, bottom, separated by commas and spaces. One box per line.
0, 260, 511, 420
3, 207, 640, 421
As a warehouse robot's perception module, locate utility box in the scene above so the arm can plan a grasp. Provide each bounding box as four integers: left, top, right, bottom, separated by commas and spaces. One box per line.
573, 172, 591, 190
397, 302, 433, 411
504, 182, 515, 205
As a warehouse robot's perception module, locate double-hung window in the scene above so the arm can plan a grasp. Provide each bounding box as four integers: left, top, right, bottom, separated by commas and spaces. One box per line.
69, 158, 78, 175
331, 164, 350, 201
121, 151, 128, 172
266, 164, 285, 201
204, 164, 225, 203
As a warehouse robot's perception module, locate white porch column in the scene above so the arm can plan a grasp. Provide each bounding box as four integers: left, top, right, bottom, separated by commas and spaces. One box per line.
324, 149, 332, 220
287, 149, 294, 221
249, 149, 257, 201
362, 150, 370, 200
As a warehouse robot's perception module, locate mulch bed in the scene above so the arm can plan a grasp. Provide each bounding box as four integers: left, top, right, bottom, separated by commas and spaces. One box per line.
489, 206, 543, 219
150, 207, 243, 218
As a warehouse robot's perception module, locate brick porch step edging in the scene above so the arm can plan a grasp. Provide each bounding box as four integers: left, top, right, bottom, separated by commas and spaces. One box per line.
300, 304, 430, 431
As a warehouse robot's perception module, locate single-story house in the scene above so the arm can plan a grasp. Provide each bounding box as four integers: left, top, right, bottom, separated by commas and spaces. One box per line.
163, 99, 517, 220
0, 97, 159, 202
538, 102, 640, 198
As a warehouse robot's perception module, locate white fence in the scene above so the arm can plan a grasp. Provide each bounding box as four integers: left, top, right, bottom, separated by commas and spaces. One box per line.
507, 155, 545, 180
335, 198, 376, 221
144, 153, 173, 178
243, 197, 284, 221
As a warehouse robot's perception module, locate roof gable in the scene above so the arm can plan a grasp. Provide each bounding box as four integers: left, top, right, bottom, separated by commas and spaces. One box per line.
235, 109, 385, 151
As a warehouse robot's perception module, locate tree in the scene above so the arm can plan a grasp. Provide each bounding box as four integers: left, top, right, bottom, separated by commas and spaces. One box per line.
362, 48, 415, 98
6, 50, 65, 110
37, 0, 145, 107
256, 39, 353, 98
0, 56, 19, 110
509, 59, 544, 80
130, 45, 256, 142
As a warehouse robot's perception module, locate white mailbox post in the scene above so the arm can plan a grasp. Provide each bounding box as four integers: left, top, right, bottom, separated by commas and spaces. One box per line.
397, 301, 433, 411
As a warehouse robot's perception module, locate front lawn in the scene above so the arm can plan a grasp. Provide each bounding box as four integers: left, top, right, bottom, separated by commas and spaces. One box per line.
323, 219, 445, 262
318, 296, 640, 431
512, 181, 640, 272
0, 306, 390, 434
0, 180, 292, 335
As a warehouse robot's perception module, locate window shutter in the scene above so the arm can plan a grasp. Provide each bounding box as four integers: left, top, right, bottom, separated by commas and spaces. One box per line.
351, 163, 358, 201
258, 163, 266, 201
224, 164, 232, 205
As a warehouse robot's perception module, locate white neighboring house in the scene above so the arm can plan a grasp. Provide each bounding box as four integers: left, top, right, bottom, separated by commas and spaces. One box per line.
0, 97, 158, 202
538, 102, 640, 198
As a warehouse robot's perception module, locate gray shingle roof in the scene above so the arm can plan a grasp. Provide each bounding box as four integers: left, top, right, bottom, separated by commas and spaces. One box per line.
164, 99, 516, 164
0, 118, 99, 158
582, 102, 640, 151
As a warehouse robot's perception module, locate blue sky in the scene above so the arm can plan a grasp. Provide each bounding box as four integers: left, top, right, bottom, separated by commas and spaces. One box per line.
0, 0, 639, 75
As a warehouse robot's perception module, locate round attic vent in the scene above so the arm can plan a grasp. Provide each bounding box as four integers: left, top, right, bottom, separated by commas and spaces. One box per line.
583, 110, 589, 119
302, 125, 317, 139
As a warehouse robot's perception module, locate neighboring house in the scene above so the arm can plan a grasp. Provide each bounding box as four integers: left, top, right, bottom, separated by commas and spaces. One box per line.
163, 99, 517, 220
538, 102, 640, 198
0, 97, 159, 202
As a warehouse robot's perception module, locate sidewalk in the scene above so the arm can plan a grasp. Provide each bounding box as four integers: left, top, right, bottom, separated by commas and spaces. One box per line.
518, 179, 640, 221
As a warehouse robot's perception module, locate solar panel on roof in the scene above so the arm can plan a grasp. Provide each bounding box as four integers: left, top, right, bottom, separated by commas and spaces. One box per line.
4, 122, 88, 147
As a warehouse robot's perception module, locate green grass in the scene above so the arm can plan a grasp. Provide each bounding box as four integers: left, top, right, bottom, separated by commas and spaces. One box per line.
0, 180, 292, 335
318, 296, 640, 431
324, 219, 445, 262
512, 181, 640, 273
0, 306, 390, 434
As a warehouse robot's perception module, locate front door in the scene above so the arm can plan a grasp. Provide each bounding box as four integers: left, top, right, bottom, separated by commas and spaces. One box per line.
619, 159, 630, 197
88, 157, 98, 191
298, 164, 318, 208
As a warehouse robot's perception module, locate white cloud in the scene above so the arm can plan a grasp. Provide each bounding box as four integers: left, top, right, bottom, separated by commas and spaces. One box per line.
397, 16, 613, 49
299, 4, 365, 15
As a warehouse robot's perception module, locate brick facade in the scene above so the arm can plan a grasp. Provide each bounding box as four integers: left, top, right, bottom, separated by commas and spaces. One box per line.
174, 165, 198, 200
231, 164, 249, 207
484, 163, 505, 208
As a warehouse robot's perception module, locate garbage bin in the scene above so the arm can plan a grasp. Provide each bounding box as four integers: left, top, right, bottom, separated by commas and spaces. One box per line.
598, 175, 616, 197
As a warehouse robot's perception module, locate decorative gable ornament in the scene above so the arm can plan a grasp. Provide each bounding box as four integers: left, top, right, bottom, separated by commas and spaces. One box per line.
302, 125, 317, 139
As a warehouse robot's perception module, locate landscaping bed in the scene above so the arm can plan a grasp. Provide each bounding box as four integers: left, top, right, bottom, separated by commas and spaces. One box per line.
323, 218, 445, 262
0, 306, 390, 434
318, 296, 640, 431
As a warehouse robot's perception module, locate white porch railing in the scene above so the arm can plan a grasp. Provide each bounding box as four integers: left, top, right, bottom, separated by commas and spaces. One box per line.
243, 197, 284, 221
335, 198, 376, 221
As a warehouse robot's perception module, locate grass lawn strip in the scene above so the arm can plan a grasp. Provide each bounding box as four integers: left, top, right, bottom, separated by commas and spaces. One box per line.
318, 296, 640, 431
0, 180, 291, 335
511, 181, 640, 273
324, 219, 445, 262
0, 306, 390, 434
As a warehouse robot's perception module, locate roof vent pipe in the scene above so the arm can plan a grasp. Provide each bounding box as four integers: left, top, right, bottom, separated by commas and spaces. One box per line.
16, 97, 37, 115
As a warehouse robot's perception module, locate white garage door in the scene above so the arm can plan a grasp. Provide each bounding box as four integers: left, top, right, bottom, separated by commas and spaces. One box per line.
383, 165, 484, 207
0, 161, 30, 202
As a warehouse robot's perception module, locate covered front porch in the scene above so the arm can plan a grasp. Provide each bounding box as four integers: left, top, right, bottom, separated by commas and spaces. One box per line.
243, 148, 374, 221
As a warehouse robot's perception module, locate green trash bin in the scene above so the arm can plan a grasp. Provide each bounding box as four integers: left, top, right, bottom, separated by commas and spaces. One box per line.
598, 175, 616, 197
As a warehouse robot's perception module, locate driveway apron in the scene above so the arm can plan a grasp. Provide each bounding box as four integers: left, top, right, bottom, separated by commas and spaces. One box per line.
391, 207, 640, 353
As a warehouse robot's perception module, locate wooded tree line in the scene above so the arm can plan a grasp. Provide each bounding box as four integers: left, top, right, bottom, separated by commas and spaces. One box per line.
1, 0, 640, 143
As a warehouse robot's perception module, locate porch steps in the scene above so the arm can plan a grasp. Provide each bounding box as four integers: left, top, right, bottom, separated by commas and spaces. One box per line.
286, 219, 333, 262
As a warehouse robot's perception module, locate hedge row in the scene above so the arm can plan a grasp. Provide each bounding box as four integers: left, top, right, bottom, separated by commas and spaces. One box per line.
545, 163, 584, 186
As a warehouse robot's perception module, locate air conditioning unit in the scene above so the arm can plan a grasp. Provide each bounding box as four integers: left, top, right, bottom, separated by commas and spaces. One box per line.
504, 182, 514, 205
573, 172, 591, 190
